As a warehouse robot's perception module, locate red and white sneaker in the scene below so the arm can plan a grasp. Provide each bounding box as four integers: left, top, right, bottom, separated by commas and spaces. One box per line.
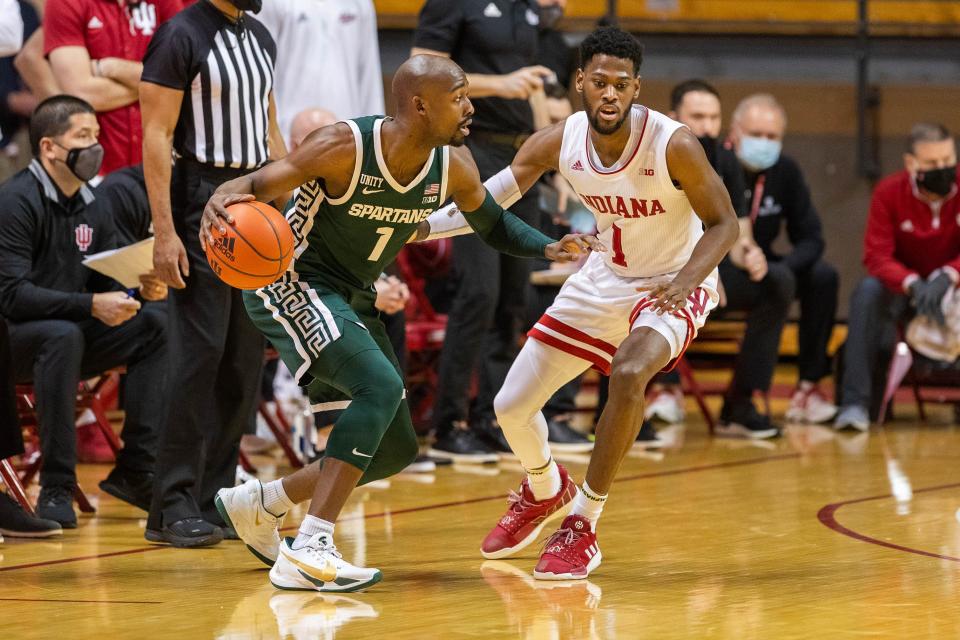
533, 514, 601, 580
480, 464, 576, 560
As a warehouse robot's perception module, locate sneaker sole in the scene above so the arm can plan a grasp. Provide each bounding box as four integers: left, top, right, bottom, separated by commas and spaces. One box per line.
214, 493, 276, 568
547, 441, 595, 454
426, 448, 500, 464
0, 527, 63, 538
716, 423, 780, 440
533, 551, 602, 581
480, 495, 575, 560
270, 570, 383, 593
834, 422, 870, 432
635, 437, 665, 449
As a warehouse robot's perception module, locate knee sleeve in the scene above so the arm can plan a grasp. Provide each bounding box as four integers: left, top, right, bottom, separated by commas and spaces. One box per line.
358, 400, 420, 485
324, 348, 405, 472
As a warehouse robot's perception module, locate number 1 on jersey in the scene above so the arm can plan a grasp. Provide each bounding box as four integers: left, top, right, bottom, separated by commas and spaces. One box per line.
611, 222, 628, 267
367, 227, 394, 262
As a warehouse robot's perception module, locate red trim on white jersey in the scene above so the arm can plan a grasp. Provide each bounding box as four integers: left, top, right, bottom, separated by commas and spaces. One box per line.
585, 106, 648, 176
629, 296, 697, 373
528, 314, 616, 375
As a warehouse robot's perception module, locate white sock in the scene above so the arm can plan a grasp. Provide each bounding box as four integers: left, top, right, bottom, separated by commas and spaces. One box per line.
526, 457, 562, 502
292, 515, 334, 550
261, 479, 295, 517
570, 481, 607, 530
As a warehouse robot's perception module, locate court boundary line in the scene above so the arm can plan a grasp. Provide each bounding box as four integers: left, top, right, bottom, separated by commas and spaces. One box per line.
0, 452, 799, 574
0, 597, 163, 604
817, 482, 960, 563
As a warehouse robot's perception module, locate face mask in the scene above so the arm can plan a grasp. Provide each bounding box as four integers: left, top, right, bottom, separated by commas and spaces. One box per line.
228, 0, 261, 12
53, 141, 104, 182
916, 165, 956, 197
538, 5, 564, 30
737, 135, 782, 172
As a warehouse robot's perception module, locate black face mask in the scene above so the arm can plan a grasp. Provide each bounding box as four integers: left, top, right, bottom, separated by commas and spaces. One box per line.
698, 135, 719, 169
917, 165, 956, 197
229, 0, 261, 13
538, 5, 564, 30
53, 141, 104, 182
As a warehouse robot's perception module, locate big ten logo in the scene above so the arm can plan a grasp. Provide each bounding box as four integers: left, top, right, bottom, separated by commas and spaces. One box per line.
421, 195, 439, 204
129, 3, 157, 36
215, 236, 237, 261
642, 168, 655, 176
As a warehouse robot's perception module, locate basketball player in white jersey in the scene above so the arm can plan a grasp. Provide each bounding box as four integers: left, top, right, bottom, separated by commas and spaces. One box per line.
424, 27, 739, 579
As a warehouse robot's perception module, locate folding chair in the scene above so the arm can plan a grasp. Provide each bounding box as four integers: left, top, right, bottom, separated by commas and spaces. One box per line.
258, 349, 305, 469
0, 457, 32, 515
396, 246, 448, 431
13, 369, 127, 514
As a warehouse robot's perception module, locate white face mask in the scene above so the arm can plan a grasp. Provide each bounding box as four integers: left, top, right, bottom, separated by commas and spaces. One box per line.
737, 135, 782, 172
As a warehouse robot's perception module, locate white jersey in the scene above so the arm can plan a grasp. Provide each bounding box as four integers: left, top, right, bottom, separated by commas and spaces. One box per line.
559, 105, 706, 279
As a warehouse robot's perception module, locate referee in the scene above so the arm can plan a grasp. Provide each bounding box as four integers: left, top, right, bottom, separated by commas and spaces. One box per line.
140, 0, 285, 547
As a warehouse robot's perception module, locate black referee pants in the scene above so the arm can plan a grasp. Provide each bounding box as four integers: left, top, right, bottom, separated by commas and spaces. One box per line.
8, 307, 167, 488
148, 162, 264, 529
432, 138, 540, 434
0, 318, 23, 461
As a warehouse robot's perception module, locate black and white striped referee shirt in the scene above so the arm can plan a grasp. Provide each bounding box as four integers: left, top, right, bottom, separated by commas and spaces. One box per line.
141, 0, 276, 170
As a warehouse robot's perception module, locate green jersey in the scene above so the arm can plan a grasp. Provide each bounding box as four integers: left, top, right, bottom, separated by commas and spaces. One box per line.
285, 115, 449, 292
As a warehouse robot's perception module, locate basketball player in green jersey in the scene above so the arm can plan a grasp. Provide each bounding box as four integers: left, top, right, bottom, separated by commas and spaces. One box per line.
203, 55, 598, 593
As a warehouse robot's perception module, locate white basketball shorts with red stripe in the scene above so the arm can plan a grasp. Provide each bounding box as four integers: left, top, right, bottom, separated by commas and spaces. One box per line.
528, 253, 719, 374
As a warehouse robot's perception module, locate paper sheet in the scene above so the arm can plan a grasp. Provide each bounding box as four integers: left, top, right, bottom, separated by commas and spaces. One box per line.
81, 237, 155, 289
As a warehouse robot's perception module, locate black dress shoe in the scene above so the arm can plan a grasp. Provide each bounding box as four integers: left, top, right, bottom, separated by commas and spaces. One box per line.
99, 469, 153, 511
0, 492, 62, 538
545, 415, 594, 453
472, 418, 513, 454
145, 517, 223, 548
428, 426, 500, 463
635, 420, 665, 449
36, 485, 77, 529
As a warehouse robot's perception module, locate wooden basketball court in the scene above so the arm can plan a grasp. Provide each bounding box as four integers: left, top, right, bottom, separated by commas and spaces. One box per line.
2, 401, 959, 639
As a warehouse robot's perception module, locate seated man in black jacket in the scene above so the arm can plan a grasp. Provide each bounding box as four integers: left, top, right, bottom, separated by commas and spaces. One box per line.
0, 96, 167, 527
722, 93, 839, 433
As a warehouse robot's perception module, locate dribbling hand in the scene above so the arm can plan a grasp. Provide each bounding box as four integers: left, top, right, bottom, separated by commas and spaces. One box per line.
199, 192, 256, 251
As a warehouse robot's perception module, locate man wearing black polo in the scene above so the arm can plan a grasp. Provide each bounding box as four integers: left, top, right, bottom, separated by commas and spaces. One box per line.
413, 0, 562, 461
140, 0, 285, 547
0, 95, 168, 526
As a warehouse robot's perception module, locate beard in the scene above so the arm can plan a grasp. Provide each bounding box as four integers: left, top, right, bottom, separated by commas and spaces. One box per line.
584, 100, 630, 135
449, 131, 467, 147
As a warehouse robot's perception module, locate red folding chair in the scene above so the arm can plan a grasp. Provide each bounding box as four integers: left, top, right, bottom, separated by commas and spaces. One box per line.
0, 457, 32, 514
258, 349, 305, 469
396, 245, 449, 431
13, 368, 127, 514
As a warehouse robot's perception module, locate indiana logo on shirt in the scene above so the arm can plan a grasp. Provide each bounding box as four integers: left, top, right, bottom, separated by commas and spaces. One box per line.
129, 3, 158, 36
75, 224, 93, 252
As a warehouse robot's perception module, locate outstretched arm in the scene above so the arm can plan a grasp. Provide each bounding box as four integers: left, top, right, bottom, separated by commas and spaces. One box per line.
444, 143, 597, 262
418, 122, 565, 240
199, 123, 356, 249
642, 128, 740, 314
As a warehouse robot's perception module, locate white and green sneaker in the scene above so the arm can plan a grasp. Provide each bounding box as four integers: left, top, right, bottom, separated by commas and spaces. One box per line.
215, 479, 283, 567
269, 535, 382, 593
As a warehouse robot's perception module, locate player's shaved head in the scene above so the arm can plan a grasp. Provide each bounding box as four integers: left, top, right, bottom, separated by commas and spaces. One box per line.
393, 54, 466, 111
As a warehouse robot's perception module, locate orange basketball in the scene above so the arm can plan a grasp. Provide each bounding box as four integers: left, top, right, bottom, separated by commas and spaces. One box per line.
205, 200, 295, 289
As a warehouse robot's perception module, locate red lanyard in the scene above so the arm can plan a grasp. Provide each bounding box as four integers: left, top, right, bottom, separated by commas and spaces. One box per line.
749, 174, 767, 224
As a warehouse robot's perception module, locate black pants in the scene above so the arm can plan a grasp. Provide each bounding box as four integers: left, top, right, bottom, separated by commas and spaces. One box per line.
148, 162, 264, 529
0, 318, 23, 460
793, 259, 839, 382
720, 259, 795, 397
8, 305, 167, 487
840, 276, 909, 409
432, 138, 539, 433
